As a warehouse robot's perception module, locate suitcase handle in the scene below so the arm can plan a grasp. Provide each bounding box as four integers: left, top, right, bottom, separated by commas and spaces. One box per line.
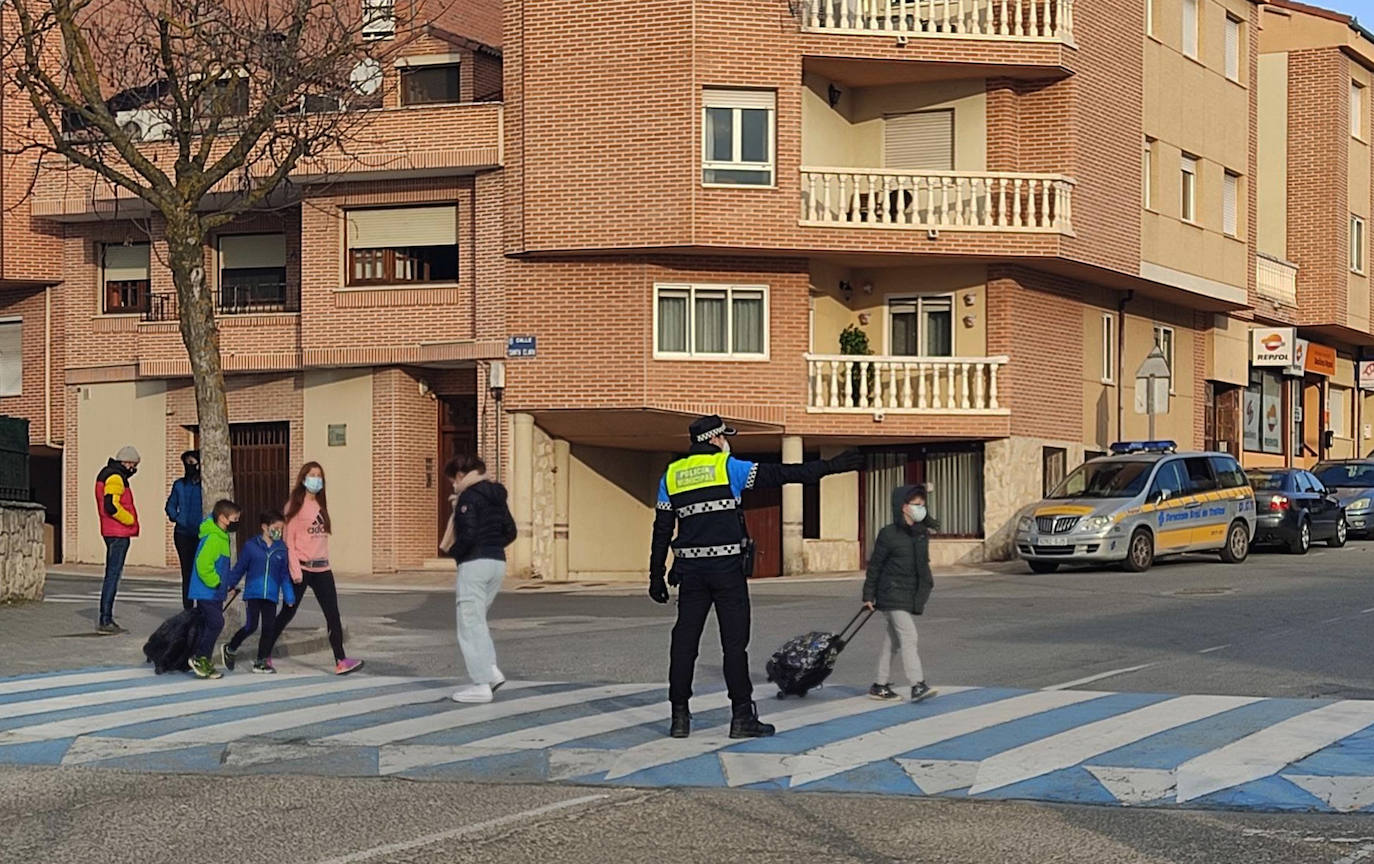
834, 607, 875, 650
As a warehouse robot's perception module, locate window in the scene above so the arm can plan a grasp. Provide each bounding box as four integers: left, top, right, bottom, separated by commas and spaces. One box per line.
301, 93, 342, 114
345, 205, 458, 286
1152, 324, 1175, 392
654, 283, 768, 358
1354, 81, 1365, 139
219, 234, 288, 312
1330, 386, 1349, 439
1182, 0, 1199, 58
102, 243, 151, 314
889, 296, 953, 357
1225, 15, 1241, 82
1223, 170, 1239, 237
1183, 456, 1218, 494
0, 318, 19, 397
1180, 154, 1198, 223
1042, 447, 1067, 497
1245, 367, 1283, 454
1146, 0, 1154, 36
1143, 138, 1154, 210
197, 75, 248, 117
1208, 455, 1247, 489
1149, 460, 1188, 502
362, 0, 396, 39
884, 110, 953, 171
400, 65, 460, 106
702, 89, 775, 187
1353, 214, 1366, 274
1102, 312, 1116, 383
925, 448, 984, 537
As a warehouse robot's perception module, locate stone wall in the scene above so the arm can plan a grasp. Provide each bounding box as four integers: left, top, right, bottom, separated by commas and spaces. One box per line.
0, 501, 45, 602
530, 425, 555, 580
984, 437, 1086, 561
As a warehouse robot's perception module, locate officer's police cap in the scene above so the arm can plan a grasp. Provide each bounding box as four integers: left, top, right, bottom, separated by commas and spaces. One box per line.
690, 415, 736, 443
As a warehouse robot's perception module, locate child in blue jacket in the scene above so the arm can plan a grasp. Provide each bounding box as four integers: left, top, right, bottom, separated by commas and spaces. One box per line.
221, 510, 295, 674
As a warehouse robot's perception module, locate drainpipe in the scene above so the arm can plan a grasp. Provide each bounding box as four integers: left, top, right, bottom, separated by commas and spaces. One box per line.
44, 284, 59, 449
1116, 290, 1133, 442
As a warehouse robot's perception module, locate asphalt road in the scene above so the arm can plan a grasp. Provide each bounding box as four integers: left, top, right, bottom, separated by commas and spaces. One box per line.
10, 543, 1374, 863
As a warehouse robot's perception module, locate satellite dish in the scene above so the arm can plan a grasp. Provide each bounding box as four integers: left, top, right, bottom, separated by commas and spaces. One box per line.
350, 59, 382, 95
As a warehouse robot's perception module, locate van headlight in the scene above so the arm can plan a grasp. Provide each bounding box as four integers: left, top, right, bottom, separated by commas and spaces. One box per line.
1076, 516, 1112, 533
1017, 516, 1033, 533
1352, 498, 1370, 511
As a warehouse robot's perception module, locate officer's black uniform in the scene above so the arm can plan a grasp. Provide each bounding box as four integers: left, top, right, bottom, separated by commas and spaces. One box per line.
648, 415, 861, 738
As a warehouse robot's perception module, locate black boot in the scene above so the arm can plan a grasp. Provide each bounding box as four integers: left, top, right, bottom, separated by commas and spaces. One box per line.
729, 701, 775, 739
670, 704, 691, 739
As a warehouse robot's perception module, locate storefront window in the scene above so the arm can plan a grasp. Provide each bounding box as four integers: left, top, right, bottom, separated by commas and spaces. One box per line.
1244, 368, 1284, 455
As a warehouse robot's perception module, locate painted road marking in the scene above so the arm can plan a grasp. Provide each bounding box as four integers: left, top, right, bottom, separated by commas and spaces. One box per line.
323, 682, 663, 746
1044, 664, 1156, 691
718, 689, 1105, 788
0, 667, 152, 697
1176, 701, 1374, 802
0, 674, 251, 720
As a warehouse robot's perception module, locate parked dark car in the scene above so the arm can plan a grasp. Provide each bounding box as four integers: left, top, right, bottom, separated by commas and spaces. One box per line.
1312, 461, 1374, 537
1245, 469, 1348, 554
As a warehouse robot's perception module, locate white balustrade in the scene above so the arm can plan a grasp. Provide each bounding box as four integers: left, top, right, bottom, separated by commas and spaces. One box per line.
801, 0, 1073, 43
1255, 253, 1298, 307
805, 354, 1008, 413
800, 169, 1073, 234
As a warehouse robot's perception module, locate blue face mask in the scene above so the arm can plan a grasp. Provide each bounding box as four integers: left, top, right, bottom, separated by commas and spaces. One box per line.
303, 476, 324, 494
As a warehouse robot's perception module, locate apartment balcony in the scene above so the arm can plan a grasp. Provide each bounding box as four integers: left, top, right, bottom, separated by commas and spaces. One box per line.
1255, 253, 1298, 308
805, 354, 1009, 414
800, 169, 1074, 234
801, 0, 1074, 44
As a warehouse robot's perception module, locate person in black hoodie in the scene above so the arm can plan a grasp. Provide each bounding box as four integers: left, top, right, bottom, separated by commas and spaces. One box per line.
862, 484, 939, 703
441, 455, 518, 704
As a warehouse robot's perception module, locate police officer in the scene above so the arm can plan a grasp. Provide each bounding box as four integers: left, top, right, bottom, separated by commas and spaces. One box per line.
648, 415, 862, 739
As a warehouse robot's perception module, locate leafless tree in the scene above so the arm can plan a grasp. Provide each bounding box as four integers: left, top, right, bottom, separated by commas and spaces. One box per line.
2, 0, 400, 514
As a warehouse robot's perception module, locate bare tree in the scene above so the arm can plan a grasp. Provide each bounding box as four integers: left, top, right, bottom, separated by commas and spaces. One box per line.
2, 0, 398, 513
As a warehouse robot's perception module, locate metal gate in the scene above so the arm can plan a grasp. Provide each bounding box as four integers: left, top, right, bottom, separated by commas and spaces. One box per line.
193, 422, 290, 554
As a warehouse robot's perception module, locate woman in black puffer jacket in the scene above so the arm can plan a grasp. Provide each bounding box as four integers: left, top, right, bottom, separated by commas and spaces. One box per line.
862, 484, 938, 703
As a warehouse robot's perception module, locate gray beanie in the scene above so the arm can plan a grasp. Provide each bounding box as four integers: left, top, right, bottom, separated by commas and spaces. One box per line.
115, 445, 141, 463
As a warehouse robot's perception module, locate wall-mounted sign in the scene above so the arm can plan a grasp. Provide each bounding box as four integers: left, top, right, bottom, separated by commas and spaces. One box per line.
327, 424, 347, 447
507, 336, 537, 358
1304, 342, 1337, 377
1250, 327, 1295, 367
1360, 360, 1374, 391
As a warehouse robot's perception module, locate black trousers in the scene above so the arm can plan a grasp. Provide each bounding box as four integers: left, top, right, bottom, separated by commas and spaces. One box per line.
668, 564, 753, 709
173, 530, 198, 610
265, 570, 346, 661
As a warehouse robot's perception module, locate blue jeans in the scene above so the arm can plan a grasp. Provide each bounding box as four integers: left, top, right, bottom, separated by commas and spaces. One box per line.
99, 537, 130, 625
194, 600, 224, 660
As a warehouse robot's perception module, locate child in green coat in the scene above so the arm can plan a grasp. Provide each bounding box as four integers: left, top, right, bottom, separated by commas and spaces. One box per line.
187, 499, 241, 679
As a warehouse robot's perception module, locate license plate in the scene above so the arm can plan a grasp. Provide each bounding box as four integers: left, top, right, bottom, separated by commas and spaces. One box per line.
1038, 536, 1071, 547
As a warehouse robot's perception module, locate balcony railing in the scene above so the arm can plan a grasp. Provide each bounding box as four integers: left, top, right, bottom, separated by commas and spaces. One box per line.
801, 0, 1073, 43
801, 168, 1073, 234
1255, 253, 1298, 307
143, 283, 300, 322
806, 354, 1008, 413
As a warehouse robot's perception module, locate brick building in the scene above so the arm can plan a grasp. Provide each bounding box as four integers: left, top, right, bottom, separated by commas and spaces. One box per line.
1, 0, 1371, 580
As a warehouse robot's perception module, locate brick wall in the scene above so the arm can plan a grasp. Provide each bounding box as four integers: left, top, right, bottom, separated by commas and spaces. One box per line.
0, 285, 63, 445
1287, 48, 1349, 326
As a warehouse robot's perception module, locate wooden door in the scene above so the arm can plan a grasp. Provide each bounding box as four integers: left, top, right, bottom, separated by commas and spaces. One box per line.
437, 396, 478, 543
228, 423, 290, 555
742, 485, 782, 579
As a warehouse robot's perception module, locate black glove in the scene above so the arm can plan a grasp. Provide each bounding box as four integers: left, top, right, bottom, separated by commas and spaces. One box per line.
667, 568, 681, 588
649, 574, 669, 604
827, 449, 863, 474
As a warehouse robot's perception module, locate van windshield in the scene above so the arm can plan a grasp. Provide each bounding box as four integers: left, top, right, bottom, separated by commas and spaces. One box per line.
1048, 460, 1153, 500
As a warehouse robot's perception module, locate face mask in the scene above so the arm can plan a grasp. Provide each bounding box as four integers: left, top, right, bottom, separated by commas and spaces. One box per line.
185, 462, 199, 477
719, 440, 731, 455
225, 520, 241, 533
905, 503, 927, 523
303, 476, 324, 494
125, 465, 138, 477
269, 529, 283, 541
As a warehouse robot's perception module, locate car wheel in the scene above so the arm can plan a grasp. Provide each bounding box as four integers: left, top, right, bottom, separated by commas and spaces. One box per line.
1221, 520, 1250, 564
1288, 518, 1311, 555
1027, 560, 1060, 574
1122, 529, 1154, 573
1330, 517, 1349, 548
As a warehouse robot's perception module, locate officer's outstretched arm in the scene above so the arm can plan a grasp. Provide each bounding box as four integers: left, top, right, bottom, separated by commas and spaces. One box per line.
739, 449, 863, 490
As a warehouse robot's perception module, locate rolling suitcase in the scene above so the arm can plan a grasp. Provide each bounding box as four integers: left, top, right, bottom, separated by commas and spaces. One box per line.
142, 589, 240, 674
765, 607, 874, 698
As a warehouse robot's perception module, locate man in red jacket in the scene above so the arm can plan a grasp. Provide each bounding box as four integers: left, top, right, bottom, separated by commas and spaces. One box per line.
95, 445, 141, 633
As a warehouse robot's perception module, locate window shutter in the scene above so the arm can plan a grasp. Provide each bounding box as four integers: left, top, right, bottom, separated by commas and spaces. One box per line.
220, 234, 286, 269
103, 244, 150, 282
702, 89, 774, 110
884, 111, 954, 171
0, 320, 21, 397
347, 206, 457, 249
1182, 0, 1198, 56
1223, 172, 1238, 236
1225, 17, 1239, 79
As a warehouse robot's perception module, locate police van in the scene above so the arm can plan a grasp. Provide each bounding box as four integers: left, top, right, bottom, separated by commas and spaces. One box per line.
1015, 441, 1256, 573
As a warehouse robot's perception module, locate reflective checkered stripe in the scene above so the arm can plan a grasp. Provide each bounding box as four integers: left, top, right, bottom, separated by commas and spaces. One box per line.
677, 499, 738, 518
673, 543, 743, 559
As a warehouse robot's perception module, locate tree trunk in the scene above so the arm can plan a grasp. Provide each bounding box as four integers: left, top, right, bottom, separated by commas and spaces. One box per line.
166, 216, 234, 520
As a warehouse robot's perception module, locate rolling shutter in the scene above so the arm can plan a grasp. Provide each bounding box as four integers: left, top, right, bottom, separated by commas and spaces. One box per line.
1222, 173, 1238, 236
347, 206, 457, 249
220, 234, 286, 269
884, 111, 954, 171
102, 244, 150, 282
0, 320, 20, 397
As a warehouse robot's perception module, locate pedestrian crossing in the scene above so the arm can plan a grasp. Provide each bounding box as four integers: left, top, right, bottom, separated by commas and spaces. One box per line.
43, 587, 185, 606
4, 665, 1374, 812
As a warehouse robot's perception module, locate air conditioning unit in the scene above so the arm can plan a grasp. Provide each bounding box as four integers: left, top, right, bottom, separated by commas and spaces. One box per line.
114, 109, 171, 142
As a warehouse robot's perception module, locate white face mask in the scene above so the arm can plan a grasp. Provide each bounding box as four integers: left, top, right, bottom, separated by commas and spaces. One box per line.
905, 503, 927, 523
303, 476, 324, 494
719, 439, 731, 455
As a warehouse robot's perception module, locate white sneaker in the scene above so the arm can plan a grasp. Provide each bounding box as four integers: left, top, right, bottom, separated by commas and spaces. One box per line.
491, 666, 506, 692
452, 684, 493, 704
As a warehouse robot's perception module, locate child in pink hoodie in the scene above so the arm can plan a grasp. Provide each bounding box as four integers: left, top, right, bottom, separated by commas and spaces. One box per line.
261, 462, 363, 675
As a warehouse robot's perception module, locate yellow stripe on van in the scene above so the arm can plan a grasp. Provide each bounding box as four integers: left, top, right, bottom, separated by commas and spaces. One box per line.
1033, 505, 1096, 517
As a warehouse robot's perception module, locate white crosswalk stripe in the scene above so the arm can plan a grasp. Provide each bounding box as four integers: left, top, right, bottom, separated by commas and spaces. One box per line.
1, 667, 1373, 813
